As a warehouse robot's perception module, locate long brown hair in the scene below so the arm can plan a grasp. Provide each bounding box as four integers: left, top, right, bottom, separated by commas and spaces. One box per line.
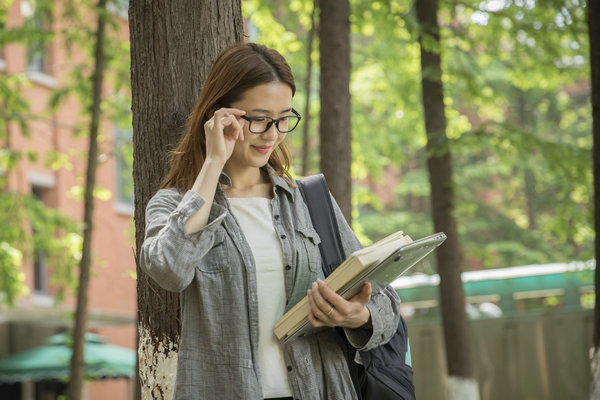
161, 42, 297, 190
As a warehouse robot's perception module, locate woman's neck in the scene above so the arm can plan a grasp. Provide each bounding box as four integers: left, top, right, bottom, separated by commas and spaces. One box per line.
222, 165, 273, 198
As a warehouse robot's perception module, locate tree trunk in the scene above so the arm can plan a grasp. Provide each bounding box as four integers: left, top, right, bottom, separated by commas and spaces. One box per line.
129, 1, 243, 399
67, 0, 107, 398
301, 0, 317, 177
318, 0, 352, 223
524, 169, 536, 230
589, 0, 600, 398
415, 0, 479, 399
517, 91, 537, 230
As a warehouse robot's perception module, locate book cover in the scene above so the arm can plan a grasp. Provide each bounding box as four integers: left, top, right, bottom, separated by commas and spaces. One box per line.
274, 231, 446, 342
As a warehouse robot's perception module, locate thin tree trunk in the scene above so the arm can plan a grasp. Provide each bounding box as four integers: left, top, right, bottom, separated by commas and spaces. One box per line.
524, 169, 536, 230
517, 91, 537, 230
415, 0, 479, 399
67, 0, 107, 398
318, 0, 352, 223
589, 0, 600, 398
301, 0, 317, 177
129, 1, 243, 399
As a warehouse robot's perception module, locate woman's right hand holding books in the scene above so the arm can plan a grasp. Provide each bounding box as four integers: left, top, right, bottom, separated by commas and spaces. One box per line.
306, 279, 373, 329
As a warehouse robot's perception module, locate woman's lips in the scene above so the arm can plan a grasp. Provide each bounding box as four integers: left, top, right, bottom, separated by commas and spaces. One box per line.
252, 145, 271, 154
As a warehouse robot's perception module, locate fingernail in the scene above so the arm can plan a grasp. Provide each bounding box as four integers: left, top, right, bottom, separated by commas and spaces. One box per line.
312, 282, 317, 289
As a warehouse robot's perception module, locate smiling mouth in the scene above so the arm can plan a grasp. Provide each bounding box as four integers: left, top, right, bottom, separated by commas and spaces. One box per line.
252, 145, 272, 154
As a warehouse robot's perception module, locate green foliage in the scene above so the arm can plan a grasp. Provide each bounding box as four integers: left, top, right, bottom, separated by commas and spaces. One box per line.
0, 74, 30, 137
247, 0, 593, 270
349, 0, 592, 269
113, 124, 133, 204
0, 0, 130, 305
0, 191, 81, 306
0, 242, 26, 305
0, 0, 54, 48
243, 0, 320, 174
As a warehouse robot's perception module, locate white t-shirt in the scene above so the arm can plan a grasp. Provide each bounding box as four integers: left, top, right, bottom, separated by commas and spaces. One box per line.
228, 197, 292, 398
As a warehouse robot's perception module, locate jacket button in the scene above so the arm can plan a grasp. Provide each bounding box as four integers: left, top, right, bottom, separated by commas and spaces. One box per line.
280, 234, 287, 239
285, 265, 291, 271
274, 214, 280, 220
287, 365, 292, 372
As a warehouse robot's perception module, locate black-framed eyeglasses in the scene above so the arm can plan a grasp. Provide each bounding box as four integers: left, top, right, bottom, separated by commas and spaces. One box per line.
240, 108, 302, 134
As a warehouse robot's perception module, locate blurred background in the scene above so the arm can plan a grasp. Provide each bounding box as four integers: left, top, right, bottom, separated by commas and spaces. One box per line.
0, 0, 594, 399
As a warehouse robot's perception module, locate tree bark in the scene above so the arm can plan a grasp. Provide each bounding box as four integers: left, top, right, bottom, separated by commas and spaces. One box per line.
129, 1, 243, 399
301, 0, 317, 177
67, 0, 107, 398
318, 0, 352, 223
589, 0, 600, 398
415, 0, 479, 399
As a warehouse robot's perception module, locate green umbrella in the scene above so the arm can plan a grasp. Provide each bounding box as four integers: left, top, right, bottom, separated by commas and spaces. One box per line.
0, 333, 136, 382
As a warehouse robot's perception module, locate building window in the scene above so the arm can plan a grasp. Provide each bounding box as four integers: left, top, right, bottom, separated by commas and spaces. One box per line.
26, 19, 46, 73
21, 0, 52, 77
114, 127, 134, 212
31, 185, 47, 294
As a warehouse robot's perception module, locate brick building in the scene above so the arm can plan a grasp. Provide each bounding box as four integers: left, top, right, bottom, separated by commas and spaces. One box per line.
0, 1, 136, 399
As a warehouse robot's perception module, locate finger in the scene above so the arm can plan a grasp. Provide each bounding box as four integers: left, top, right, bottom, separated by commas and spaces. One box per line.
350, 281, 372, 306
238, 118, 245, 141
213, 114, 223, 132
308, 288, 335, 324
221, 115, 242, 138
213, 108, 246, 131
310, 281, 336, 315
204, 118, 215, 130
230, 117, 244, 141
315, 279, 348, 310
214, 107, 246, 119
220, 114, 237, 130
212, 108, 245, 129
307, 308, 325, 328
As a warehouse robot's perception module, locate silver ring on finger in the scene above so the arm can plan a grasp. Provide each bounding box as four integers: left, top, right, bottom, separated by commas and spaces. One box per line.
326, 307, 334, 316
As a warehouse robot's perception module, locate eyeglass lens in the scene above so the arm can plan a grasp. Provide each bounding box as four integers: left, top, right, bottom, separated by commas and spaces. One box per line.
249, 115, 300, 133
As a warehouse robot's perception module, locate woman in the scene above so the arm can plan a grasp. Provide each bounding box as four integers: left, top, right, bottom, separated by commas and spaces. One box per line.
140, 42, 401, 400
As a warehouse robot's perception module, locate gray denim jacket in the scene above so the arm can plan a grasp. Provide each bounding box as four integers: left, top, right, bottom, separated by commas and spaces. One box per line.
140, 166, 401, 400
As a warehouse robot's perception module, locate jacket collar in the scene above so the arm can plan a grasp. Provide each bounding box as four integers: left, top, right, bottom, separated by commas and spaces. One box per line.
218, 164, 296, 202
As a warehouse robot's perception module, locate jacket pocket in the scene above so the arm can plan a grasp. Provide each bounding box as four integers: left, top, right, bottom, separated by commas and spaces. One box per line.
197, 228, 231, 274
295, 225, 322, 273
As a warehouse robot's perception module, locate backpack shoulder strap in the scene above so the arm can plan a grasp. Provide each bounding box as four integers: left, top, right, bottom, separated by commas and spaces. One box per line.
299, 176, 415, 399
298, 174, 364, 398
297, 174, 346, 277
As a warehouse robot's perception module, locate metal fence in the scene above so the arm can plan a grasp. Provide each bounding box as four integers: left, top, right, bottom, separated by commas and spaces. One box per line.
408, 309, 593, 400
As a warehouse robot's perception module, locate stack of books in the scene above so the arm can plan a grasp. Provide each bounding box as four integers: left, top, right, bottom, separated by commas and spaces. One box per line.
274, 231, 446, 342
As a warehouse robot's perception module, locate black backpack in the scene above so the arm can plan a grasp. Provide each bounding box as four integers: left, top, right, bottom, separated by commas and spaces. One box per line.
298, 174, 416, 400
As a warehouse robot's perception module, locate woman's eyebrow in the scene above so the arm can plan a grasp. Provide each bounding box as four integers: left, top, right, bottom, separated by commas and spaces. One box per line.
249, 107, 293, 114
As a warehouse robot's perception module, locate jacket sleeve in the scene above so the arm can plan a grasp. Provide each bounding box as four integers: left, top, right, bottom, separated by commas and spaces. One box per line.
140, 188, 227, 293
329, 193, 401, 352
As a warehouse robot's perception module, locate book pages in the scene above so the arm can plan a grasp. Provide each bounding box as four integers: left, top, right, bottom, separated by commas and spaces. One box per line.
275, 232, 446, 342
